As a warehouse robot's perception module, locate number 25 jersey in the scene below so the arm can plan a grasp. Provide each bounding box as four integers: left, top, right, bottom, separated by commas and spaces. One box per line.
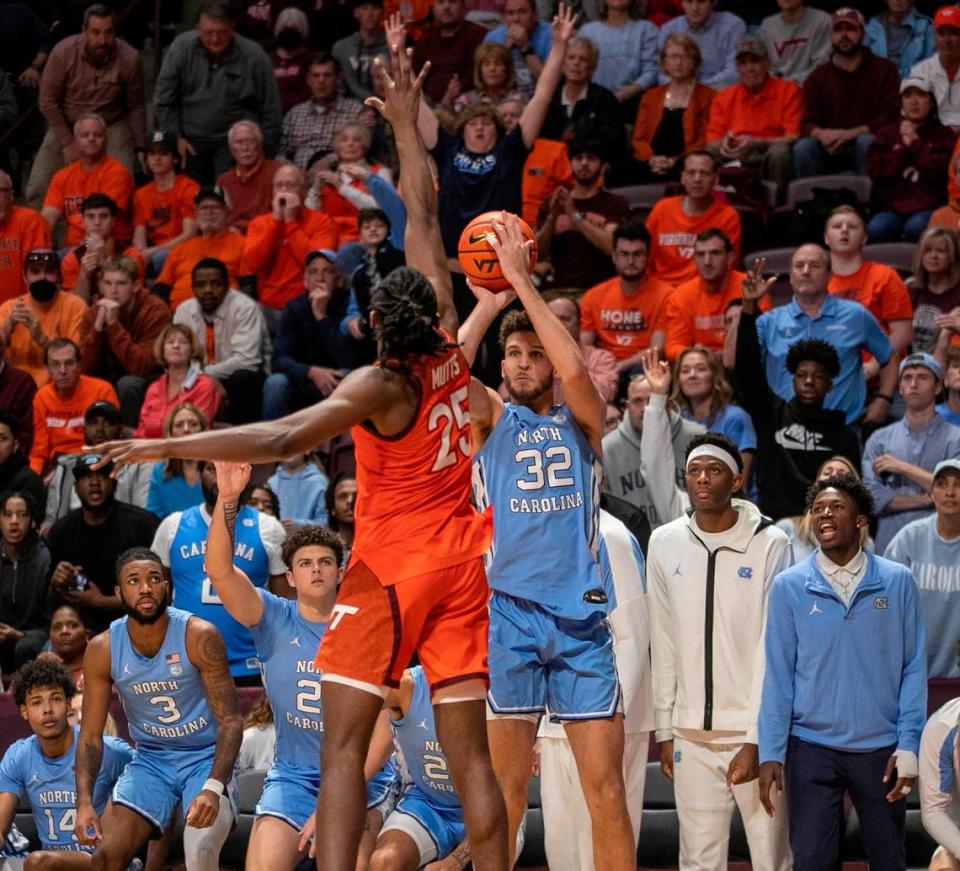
473, 402, 606, 619
350, 333, 492, 585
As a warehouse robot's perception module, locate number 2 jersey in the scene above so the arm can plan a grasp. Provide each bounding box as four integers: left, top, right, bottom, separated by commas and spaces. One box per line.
473, 402, 608, 619
350, 332, 492, 585
110, 607, 217, 752
0, 726, 132, 851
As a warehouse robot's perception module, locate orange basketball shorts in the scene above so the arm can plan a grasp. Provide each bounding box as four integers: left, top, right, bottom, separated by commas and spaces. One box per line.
314, 556, 489, 693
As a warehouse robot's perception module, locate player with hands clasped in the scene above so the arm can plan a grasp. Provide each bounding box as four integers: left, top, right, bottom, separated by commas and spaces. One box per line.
70, 548, 241, 871
758, 473, 926, 871
645, 428, 793, 871
466, 214, 635, 870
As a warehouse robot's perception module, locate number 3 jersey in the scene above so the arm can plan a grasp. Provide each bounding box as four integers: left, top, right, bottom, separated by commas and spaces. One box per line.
350, 332, 492, 585
0, 726, 132, 851
249, 589, 327, 771
110, 607, 217, 752
473, 402, 608, 619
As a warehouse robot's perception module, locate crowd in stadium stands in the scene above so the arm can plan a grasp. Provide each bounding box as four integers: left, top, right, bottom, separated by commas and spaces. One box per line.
8, 0, 960, 866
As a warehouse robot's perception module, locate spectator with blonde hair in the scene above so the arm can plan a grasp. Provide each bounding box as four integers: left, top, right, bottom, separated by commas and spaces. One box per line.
452, 42, 526, 113
145, 401, 210, 518
631, 33, 714, 182
135, 323, 221, 438
909, 226, 960, 356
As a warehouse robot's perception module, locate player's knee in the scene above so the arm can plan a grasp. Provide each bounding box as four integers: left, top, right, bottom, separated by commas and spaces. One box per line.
580, 769, 627, 810
90, 848, 132, 871
24, 852, 57, 870
368, 846, 407, 871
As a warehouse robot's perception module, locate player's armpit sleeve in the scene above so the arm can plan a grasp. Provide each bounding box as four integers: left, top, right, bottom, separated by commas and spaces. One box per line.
920, 720, 960, 857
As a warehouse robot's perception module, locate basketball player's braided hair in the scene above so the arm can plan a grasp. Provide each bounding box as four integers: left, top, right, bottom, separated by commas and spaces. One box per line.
371, 267, 453, 369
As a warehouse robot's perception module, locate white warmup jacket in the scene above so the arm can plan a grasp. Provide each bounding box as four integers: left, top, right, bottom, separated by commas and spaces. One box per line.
920, 697, 960, 859
647, 499, 792, 743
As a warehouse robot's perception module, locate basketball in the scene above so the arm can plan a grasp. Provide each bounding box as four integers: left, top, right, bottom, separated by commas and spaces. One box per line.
457, 211, 537, 292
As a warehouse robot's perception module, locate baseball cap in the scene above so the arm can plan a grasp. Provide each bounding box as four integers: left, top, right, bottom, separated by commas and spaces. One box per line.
734, 35, 768, 59
147, 129, 177, 153
900, 76, 933, 95
934, 459, 960, 480
73, 453, 114, 478
899, 351, 943, 381
935, 6, 960, 30
305, 249, 339, 268
831, 7, 864, 28
84, 400, 122, 423
194, 185, 227, 206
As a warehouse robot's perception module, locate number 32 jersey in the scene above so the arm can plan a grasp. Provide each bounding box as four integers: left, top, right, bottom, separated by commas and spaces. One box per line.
473, 403, 607, 619
350, 332, 492, 585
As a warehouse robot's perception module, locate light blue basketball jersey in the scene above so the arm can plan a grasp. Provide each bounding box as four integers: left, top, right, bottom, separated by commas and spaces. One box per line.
110, 607, 217, 751
169, 505, 271, 677
0, 727, 132, 851
249, 589, 327, 770
390, 667, 460, 810
473, 403, 607, 619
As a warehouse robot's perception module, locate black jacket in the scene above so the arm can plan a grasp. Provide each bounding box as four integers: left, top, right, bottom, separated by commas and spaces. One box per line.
0, 533, 50, 632
541, 82, 625, 163
734, 310, 862, 520
0, 452, 46, 523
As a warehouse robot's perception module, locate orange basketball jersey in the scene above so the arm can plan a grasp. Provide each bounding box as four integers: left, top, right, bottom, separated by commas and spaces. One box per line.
350, 333, 492, 585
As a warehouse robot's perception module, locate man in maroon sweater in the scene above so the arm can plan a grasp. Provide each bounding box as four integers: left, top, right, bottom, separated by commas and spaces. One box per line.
793, 7, 900, 177
0, 332, 37, 453
412, 0, 486, 105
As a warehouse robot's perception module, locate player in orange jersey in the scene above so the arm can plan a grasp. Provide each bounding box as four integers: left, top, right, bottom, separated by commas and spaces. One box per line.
92, 46, 509, 871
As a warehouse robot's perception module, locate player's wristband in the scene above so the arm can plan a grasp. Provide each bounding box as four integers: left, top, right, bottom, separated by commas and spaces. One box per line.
202, 778, 225, 796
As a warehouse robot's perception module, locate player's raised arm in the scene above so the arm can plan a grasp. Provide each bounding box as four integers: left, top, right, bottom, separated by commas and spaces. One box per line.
205, 462, 266, 628
74, 634, 112, 845
366, 45, 456, 335
185, 621, 241, 829
490, 214, 605, 453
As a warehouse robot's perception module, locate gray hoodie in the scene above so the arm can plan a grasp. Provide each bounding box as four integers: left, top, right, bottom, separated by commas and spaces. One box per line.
601, 394, 705, 530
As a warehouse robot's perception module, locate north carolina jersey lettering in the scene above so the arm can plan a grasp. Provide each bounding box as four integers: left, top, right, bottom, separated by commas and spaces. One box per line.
350, 332, 492, 585
250, 589, 327, 770
391, 667, 461, 808
473, 403, 604, 618
0, 727, 132, 851
169, 505, 271, 676
110, 607, 217, 751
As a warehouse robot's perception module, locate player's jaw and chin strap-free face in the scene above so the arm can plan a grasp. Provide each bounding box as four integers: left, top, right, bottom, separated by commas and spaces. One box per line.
502, 332, 556, 408
286, 545, 341, 609
19, 686, 72, 740
117, 560, 171, 626
685, 444, 742, 512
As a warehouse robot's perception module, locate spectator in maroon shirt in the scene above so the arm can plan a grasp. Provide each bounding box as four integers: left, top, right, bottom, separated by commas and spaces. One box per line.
412, 0, 487, 105
0, 332, 36, 454
271, 7, 312, 113
217, 121, 283, 234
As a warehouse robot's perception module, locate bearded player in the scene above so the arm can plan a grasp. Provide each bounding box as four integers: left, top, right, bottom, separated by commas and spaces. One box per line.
92, 44, 508, 871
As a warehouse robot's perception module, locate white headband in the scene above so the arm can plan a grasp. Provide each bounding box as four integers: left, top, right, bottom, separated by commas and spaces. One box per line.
686, 444, 740, 476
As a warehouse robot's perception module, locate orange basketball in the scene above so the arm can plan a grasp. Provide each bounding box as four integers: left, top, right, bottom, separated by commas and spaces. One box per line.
457, 211, 537, 292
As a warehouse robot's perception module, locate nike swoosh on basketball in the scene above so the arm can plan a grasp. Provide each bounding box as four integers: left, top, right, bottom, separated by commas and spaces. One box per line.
468, 232, 490, 244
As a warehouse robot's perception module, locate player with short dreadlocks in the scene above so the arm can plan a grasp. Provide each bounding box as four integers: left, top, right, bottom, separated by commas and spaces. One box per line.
94, 43, 508, 871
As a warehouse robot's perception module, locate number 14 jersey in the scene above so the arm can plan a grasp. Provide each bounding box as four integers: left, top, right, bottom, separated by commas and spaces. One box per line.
473, 403, 607, 619
350, 332, 491, 585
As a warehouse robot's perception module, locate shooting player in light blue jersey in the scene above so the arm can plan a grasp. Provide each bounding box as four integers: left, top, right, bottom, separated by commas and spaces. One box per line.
463, 214, 635, 870
886, 459, 960, 678
0, 660, 132, 868
71, 547, 242, 871
151, 461, 287, 681
204, 461, 339, 870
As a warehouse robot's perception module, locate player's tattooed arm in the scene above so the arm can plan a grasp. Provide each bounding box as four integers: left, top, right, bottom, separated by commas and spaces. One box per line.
189, 621, 242, 786
223, 499, 237, 551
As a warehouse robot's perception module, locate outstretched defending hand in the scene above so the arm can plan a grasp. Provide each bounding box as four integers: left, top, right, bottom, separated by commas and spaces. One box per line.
488, 212, 535, 289
214, 461, 252, 501
364, 42, 429, 128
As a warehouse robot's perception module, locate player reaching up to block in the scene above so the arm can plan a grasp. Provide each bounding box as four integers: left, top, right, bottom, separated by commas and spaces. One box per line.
463, 214, 636, 870
92, 43, 509, 871
72, 548, 242, 871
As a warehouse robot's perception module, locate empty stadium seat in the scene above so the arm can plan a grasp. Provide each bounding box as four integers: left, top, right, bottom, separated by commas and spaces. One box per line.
609, 184, 668, 210
787, 175, 873, 209
862, 243, 917, 277
742, 247, 796, 275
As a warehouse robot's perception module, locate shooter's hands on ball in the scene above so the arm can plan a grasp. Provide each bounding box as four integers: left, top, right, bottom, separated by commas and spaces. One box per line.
465, 277, 516, 312
185, 789, 220, 828
486, 212, 535, 288
363, 40, 429, 127
213, 461, 252, 500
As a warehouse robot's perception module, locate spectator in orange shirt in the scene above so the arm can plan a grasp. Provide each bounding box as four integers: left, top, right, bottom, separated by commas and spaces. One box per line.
242, 163, 340, 316
580, 222, 673, 383
59, 194, 145, 300
706, 35, 802, 190
29, 338, 117, 476
154, 186, 246, 311
663, 228, 751, 361
645, 150, 741, 285
631, 33, 714, 183
78, 255, 171, 427
0, 250, 87, 387
41, 113, 133, 248
825, 205, 913, 360
0, 171, 51, 305
132, 130, 199, 274
217, 120, 283, 235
